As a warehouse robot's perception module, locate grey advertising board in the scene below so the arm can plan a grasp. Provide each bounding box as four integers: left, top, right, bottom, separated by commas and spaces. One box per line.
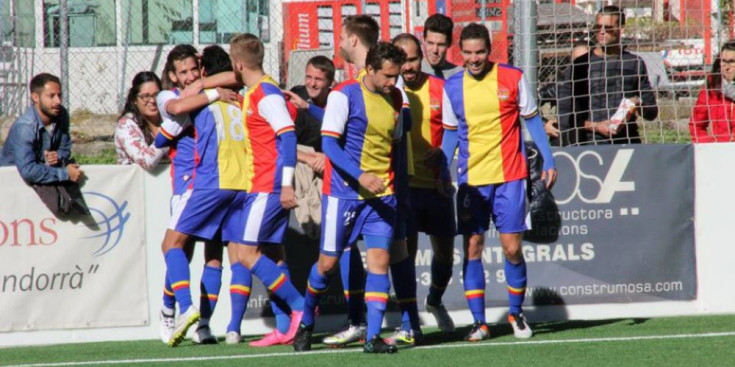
243, 144, 695, 320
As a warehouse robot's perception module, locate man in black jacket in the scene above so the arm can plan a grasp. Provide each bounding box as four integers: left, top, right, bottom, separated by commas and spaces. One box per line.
283, 55, 334, 171
557, 6, 658, 145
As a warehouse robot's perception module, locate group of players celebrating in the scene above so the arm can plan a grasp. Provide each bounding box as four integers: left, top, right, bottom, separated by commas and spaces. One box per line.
152, 13, 556, 354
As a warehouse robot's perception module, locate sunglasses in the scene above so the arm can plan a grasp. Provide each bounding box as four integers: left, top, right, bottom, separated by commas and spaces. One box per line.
593, 24, 619, 34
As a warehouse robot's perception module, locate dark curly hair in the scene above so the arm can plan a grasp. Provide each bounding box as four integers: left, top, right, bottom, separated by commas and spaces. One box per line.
201, 45, 233, 76
365, 41, 407, 72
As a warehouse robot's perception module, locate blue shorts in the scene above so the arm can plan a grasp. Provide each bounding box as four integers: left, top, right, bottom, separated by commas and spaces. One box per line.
171, 189, 245, 241
320, 194, 397, 256
456, 179, 527, 235
227, 192, 289, 246
407, 187, 457, 237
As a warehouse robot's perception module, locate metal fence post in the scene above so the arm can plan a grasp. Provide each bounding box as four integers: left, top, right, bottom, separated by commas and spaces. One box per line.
513, 0, 538, 94
60, 0, 69, 108
513, 0, 538, 141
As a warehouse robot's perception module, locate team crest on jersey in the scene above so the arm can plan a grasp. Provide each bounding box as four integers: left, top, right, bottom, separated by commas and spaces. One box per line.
498, 89, 511, 101
430, 98, 441, 111
246, 108, 254, 116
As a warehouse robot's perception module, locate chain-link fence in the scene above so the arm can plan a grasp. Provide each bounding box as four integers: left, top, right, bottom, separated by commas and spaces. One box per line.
0, 0, 282, 159
0, 0, 724, 158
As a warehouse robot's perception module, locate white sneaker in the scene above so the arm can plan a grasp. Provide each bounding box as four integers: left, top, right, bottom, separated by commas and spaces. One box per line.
464, 321, 490, 342
508, 313, 533, 339
225, 331, 242, 345
159, 309, 175, 344
322, 324, 366, 346
168, 306, 200, 347
192, 324, 218, 344
425, 298, 456, 332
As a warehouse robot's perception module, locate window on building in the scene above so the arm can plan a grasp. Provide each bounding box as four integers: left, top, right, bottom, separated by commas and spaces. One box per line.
1, 0, 35, 47
122, 0, 192, 45
317, 5, 333, 48
43, 0, 116, 47
198, 0, 269, 45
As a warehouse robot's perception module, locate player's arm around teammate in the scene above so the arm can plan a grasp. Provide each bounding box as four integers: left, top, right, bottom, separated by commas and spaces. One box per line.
392, 33, 457, 338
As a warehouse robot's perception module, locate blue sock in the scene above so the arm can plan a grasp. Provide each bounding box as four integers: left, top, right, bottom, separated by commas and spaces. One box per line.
302, 264, 329, 327
390, 257, 420, 331
250, 256, 304, 312
505, 259, 527, 315
165, 248, 193, 313
463, 259, 486, 324
271, 262, 293, 334
162, 273, 176, 311
427, 257, 453, 306
227, 262, 252, 334
199, 265, 222, 324
365, 272, 390, 340
340, 246, 366, 325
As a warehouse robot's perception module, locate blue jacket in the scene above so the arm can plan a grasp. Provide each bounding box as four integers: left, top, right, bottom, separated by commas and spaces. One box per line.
0, 105, 72, 184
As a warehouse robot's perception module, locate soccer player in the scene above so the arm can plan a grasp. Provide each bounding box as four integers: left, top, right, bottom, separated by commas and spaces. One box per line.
442, 23, 557, 341
293, 42, 407, 354
190, 45, 255, 346
392, 33, 457, 337
422, 14, 463, 80
153, 44, 238, 346
245, 57, 335, 348
318, 14, 382, 347
226, 33, 305, 345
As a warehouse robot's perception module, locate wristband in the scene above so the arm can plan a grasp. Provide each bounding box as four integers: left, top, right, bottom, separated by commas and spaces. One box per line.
281, 166, 295, 187
204, 89, 220, 103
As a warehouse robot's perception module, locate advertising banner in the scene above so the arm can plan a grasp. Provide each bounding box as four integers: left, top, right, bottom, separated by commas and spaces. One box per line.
0, 166, 148, 332
270, 145, 696, 319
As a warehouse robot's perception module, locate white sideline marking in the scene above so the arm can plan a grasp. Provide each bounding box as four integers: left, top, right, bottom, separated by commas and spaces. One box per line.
5, 331, 735, 367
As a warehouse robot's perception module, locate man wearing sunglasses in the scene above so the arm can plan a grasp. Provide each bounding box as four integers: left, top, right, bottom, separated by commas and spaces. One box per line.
557, 5, 658, 145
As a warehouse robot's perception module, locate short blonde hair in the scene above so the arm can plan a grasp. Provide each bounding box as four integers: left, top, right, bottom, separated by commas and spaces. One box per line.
229, 33, 264, 69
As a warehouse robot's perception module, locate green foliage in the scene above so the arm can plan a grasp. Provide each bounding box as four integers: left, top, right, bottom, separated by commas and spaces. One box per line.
74, 147, 117, 165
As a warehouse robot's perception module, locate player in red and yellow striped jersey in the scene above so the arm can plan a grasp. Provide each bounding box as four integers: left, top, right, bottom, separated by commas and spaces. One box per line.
442, 24, 557, 341
390, 33, 457, 344
225, 34, 306, 345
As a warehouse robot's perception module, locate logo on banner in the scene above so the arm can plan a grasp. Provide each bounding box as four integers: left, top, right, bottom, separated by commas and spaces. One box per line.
553, 149, 636, 205
82, 192, 130, 257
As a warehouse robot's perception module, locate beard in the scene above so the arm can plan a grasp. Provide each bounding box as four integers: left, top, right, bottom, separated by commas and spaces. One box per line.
40, 103, 61, 119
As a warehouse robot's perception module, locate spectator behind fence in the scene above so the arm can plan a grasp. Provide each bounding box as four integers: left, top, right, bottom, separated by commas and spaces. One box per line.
283, 55, 333, 155
557, 5, 658, 145
689, 40, 735, 143
1, 73, 83, 184
114, 71, 167, 169
539, 41, 590, 145
281, 55, 335, 239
